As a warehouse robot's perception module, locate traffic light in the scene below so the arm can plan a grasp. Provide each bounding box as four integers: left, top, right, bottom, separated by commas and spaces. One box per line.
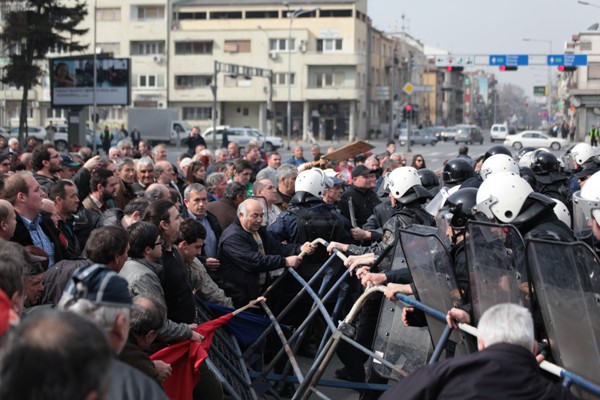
558, 66, 577, 72
499, 66, 518, 71
402, 104, 412, 121
525, 99, 529, 107
445, 66, 464, 72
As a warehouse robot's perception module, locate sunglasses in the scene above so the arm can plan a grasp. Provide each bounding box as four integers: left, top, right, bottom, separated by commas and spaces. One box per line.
153, 238, 164, 248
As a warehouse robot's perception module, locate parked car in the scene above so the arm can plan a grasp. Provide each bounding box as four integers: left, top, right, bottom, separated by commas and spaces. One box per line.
430, 126, 446, 140
5, 126, 47, 142
398, 129, 438, 146
490, 123, 509, 142
203, 126, 283, 151
504, 130, 568, 150
49, 124, 97, 151
455, 125, 484, 145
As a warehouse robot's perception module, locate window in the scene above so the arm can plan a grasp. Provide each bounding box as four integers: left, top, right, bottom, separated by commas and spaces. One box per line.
183, 107, 212, 119
136, 6, 164, 21
589, 63, 600, 80
97, 42, 120, 56
139, 75, 156, 87
273, 73, 295, 86
315, 72, 344, 88
175, 75, 212, 89
319, 9, 352, 17
97, 7, 121, 21
270, 38, 295, 52
246, 10, 278, 18
175, 41, 213, 55
316, 38, 343, 52
224, 40, 251, 53
210, 11, 242, 19
176, 11, 206, 20
130, 41, 165, 55
46, 108, 67, 119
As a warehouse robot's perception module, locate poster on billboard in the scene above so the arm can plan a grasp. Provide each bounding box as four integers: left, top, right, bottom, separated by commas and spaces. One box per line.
50, 56, 130, 107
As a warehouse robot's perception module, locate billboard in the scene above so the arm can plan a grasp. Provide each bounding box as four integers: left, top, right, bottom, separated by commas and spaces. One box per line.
50, 56, 130, 107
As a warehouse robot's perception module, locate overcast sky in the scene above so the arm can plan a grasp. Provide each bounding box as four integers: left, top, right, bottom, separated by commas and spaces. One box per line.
368, 0, 599, 96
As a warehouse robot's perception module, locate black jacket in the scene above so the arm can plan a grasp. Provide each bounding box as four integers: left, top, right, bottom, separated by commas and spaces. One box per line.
218, 219, 299, 308
12, 211, 66, 266
339, 184, 381, 228
381, 343, 577, 400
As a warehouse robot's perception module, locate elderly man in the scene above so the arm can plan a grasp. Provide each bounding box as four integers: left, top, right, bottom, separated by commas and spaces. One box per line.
217, 198, 311, 308
274, 164, 298, 212
381, 304, 577, 400
132, 157, 155, 197
151, 144, 168, 162
108, 146, 123, 161
256, 152, 282, 186
0, 199, 17, 240
205, 172, 227, 202
58, 264, 168, 399
183, 183, 221, 263
284, 145, 308, 166
227, 141, 241, 161
57, 154, 81, 180
253, 178, 281, 226
5, 172, 64, 267
32, 143, 61, 193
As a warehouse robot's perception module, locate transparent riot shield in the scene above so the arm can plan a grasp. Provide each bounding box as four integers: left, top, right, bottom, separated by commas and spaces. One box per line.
526, 239, 600, 385
372, 233, 433, 380
465, 220, 529, 324
398, 225, 476, 358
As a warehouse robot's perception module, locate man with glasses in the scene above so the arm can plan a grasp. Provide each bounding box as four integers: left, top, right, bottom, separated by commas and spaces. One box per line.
339, 164, 381, 229
31, 143, 62, 193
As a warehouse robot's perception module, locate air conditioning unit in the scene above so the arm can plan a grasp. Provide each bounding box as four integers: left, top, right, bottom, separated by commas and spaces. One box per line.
152, 54, 164, 64
157, 101, 166, 109
269, 51, 278, 60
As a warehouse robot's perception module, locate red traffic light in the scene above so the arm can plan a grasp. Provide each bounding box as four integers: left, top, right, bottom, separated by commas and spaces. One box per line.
558, 65, 577, 72
405, 104, 412, 111
499, 66, 518, 71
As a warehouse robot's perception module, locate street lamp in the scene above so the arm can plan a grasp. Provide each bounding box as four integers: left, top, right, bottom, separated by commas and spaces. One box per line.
523, 38, 552, 120
286, 5, 318, 150
578, 0, 600, 8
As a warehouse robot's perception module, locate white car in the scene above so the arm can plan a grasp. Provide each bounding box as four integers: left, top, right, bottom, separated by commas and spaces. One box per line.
504, 130, 568, 151
7, 126, 47, 142
490, 123, 508, 142
203, 126, 283, 151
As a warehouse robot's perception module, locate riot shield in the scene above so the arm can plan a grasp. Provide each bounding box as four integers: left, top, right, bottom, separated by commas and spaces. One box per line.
372, 234, 433, 380
526, 239, 600, 385
399, 225, 475, 358
465, 220, 529, 324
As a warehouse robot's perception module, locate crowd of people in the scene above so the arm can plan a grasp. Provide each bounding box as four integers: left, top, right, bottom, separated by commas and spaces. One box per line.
0, 129, 598, 399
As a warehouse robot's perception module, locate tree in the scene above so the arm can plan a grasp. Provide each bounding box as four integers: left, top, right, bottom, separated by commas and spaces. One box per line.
0, 0, 88, 145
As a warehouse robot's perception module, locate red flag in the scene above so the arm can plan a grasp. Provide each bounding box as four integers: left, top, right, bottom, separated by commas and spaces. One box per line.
150, 313, 234, 400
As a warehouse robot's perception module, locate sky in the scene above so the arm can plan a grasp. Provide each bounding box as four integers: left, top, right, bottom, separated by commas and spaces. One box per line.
368, 0, 599, 96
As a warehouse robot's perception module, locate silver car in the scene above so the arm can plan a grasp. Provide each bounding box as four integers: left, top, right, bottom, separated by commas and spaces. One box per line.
203, 126, 283, 151
398, 129, 438, 146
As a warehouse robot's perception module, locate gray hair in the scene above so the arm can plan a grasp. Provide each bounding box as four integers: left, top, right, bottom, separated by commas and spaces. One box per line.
224, 182, 247, 201
63, 299, 130, 333
117, 139, 133, 151
116, 158, 134, 172
276, 164, 298, 184
205, 172, 226, 192
152, 144, 166, 157
477, 303, 534, 351
215, 148, 227, 158
183, 183, 207, 201
8, 137, 18, 146
136, 156, 154, 172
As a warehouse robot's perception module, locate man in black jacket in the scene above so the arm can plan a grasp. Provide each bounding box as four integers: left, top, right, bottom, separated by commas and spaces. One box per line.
217, 198, 312, 308
381, 304, 576, 400
339, 165, 381, 228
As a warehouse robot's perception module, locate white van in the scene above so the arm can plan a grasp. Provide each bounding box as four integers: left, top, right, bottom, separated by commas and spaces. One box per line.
490, 123, 508, 142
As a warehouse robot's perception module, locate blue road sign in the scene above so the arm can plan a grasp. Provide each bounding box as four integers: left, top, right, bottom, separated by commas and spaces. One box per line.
489, 54, 529, 66
547, 54, 588, 67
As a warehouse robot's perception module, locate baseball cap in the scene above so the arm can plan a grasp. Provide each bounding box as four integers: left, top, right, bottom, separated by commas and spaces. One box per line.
323, 168, 345, 186
60, 154, 81, 168
59, 264, 136, 309
352, 165, 377, 179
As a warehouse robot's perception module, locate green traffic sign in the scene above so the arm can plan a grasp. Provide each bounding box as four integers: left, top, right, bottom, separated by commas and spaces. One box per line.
533, 86, 546, 97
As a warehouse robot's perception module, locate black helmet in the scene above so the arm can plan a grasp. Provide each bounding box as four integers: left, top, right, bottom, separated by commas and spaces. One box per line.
484, 145, 512, 160
442, 158, 475, 186
519, 166, 537, 188
417, 168, 440, 195
445, 187, 478, 229
530, 150, 559, 174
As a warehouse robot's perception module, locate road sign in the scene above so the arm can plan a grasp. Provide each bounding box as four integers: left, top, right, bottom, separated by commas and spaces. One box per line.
547, 54, 588, 66
533, 86, 547, 97
402, 83, 433, 95
489, 54, 529, 66
434, 54, 475, 67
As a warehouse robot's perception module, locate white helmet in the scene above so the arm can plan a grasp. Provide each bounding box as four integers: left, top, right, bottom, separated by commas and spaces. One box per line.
475, 171, 533, 223
480, 154, 520, 180
571, 143, 595, 165
388, 167, 422, 200
573, 171, 600, 238
518, 151, 535, 168
294, 168, 332, 198
552, 199, 571, 228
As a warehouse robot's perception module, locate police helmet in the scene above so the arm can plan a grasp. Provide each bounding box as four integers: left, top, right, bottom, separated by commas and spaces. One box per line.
445, 187, 478, 229
295, 168, 333, 199
480, 154, 520, 180
417, 168, 440, 195
484, 144, 512, 160
570, 143, 595, 166
442, 158, 475, 186
530, 150, 560, 174
388, 166, 430, 202
475, 171, 533, 223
